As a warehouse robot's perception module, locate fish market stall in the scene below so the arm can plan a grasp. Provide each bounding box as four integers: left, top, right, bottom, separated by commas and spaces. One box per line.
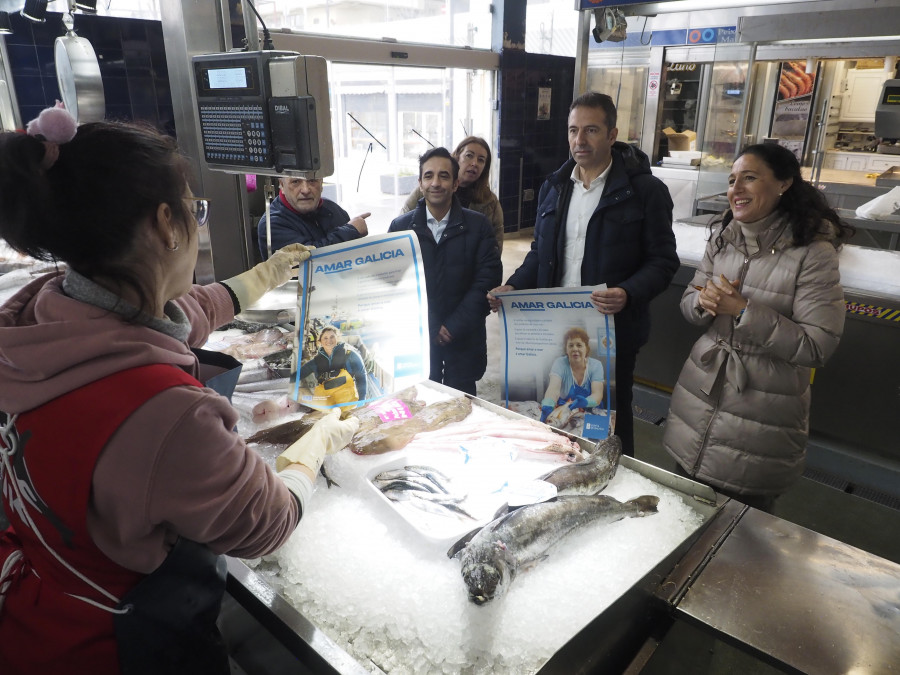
218, 380, 724, 674
207, 320, 900, 673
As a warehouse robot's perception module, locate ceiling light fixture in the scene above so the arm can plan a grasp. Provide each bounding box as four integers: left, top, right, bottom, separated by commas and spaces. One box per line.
21, 0, 49, 23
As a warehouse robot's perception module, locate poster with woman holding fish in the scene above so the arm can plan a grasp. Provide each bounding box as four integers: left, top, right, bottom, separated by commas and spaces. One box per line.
291, 232, 431, 410
494, 287, 616, 440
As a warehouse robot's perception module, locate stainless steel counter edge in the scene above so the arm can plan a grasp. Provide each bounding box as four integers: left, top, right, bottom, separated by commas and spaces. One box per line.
223, 556, 372, 674
656, 503, 900, 674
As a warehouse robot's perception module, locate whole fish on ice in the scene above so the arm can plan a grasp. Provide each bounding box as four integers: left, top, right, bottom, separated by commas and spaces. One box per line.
350, 396, 473, 455
538, 435, 622, 495
449, 494, 659, 605
246, 386, 425, 445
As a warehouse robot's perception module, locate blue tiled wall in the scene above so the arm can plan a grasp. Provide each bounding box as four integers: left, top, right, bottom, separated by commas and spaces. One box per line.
4, 11, 173, 135
497, 51, 575, 233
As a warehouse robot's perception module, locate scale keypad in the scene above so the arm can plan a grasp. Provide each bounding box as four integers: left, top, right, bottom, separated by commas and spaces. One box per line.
198, 103, 270, 167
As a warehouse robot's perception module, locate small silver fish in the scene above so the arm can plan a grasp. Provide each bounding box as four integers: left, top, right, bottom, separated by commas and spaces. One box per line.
383, 489, 475, 519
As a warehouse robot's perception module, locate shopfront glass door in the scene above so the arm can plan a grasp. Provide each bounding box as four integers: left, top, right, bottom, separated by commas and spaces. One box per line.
325, 62, 495, 234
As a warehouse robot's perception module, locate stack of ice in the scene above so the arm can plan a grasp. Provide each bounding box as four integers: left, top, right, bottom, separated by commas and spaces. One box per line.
254, 438, 705, 674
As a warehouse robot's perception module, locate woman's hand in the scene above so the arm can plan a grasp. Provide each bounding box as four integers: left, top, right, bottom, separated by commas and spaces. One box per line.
696, 275, 747, 318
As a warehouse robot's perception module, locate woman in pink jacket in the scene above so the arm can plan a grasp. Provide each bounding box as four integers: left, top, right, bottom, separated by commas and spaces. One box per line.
0, 107, 355, 674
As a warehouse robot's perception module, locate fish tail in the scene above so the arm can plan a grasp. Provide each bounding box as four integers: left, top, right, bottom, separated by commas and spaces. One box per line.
627, 495, 660, 515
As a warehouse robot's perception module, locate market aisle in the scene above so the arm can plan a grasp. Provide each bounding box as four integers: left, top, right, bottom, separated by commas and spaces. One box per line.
475, 233, 531, 407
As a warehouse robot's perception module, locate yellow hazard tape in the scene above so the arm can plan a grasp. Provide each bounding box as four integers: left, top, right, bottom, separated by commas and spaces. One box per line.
845, 300, 900, 322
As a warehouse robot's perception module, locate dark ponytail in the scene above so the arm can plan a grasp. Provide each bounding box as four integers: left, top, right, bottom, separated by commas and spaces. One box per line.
0, 133, 57, 259
0, 121, 194, 313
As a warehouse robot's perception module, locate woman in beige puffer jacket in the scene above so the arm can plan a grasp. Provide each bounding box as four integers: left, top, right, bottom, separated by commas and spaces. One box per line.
663, 144, 854, 510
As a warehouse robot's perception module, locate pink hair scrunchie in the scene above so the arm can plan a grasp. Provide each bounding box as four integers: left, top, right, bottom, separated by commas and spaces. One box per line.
25, 102, 78, 170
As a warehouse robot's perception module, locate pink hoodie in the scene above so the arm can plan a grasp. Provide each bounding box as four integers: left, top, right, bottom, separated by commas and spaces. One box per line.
0, 272, 299, 573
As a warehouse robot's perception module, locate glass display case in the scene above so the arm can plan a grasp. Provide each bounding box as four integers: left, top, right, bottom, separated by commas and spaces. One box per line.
695, 43, 753, 207
586, 49, 650, 145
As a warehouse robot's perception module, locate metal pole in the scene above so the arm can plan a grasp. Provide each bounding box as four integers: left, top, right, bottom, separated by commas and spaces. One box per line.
734, 42, 757, 159
242, 0, 260, 52
574, 10, 591, 98
810, 98, 830, 185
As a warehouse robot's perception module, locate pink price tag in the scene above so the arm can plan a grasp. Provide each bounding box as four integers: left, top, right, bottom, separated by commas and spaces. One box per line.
245, 174, 257, 192
372, 399, 414, 422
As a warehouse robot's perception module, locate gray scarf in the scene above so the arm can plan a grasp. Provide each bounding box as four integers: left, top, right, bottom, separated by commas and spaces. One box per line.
62, 269, 191, 342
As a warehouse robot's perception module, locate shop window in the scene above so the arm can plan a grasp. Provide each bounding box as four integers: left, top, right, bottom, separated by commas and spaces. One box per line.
256, 0, 493, 50
327, 62, 494, 233
526, 0, 579, 57
586, 63, 648, 145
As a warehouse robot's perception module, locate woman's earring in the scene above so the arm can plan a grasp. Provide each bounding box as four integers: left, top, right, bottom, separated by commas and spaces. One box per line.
167, 240, 179, 252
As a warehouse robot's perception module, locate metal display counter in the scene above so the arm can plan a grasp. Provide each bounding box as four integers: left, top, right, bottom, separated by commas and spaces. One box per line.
218, 488, 900, 674
218, 388, 726, 674
693, 197, 900, 250
657, 501, 900, 674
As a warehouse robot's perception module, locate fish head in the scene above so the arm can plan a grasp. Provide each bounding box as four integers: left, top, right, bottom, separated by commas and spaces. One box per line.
461, 541, 513, 605
462, 560, 508, 605
591, 434, 622, 470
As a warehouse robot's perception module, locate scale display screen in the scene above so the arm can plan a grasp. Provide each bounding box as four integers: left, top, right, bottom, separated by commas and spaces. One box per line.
195, 58, 262, 97
207, 67, 249, 90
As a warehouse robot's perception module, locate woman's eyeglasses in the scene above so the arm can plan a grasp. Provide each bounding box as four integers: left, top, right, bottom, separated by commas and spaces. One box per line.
187, 198, 209, 227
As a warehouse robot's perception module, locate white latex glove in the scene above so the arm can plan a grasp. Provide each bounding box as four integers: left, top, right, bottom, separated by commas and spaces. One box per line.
276, 409, 361, 473
223, 243, 312, 311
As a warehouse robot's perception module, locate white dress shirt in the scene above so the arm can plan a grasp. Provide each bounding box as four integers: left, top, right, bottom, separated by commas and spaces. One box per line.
560, 161, 613, 288
426, 206, 450, 242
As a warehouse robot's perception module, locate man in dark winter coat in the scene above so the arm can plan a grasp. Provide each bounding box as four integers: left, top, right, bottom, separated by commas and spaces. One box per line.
389, 147, 502, 395
257, 176, 370, 260
488, 92, 678, 456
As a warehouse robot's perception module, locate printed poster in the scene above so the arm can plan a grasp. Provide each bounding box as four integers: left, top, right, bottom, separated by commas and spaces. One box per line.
291, 232, 429, 410
771, 60, 818, 161
495, 287, 616, 440
537, 87, 552, 120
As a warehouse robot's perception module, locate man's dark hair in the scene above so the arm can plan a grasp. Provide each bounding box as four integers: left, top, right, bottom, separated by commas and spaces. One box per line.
418, 146, 459, 181
570, 91, 617, 130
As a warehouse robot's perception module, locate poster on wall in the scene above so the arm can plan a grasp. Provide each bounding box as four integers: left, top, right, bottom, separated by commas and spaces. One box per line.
770, 60, 818, 161
291, 233, 430, 411
494, 287, 616, 440
537, 87, 551, 120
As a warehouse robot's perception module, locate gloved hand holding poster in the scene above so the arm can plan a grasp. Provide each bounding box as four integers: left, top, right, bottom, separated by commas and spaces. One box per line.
494, 287, 616, 440
291, 233, 429, 411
